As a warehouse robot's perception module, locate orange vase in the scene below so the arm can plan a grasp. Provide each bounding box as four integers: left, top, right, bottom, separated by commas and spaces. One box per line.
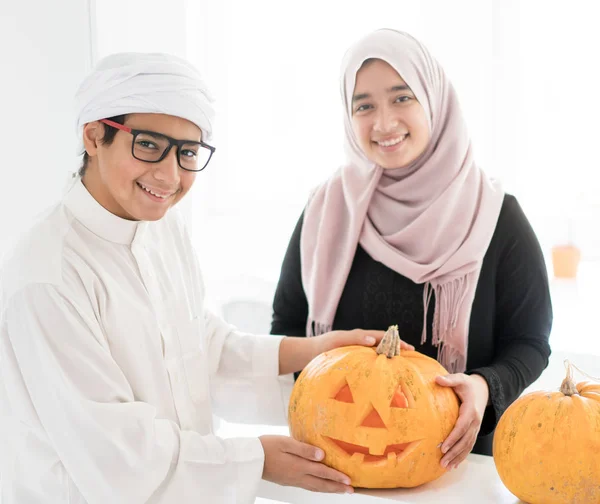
551, 245, 581, 279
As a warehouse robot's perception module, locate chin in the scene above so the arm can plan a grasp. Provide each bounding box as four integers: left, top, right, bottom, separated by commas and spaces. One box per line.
140, 209, 170, 222
126, 204, 170, 222
378, 159, 411, 170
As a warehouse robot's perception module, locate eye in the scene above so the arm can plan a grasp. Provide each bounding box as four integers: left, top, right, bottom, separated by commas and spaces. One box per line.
395, 95, 412, 103
390, 389, 409, 408
354, 103, 373, 114
136, 140, 159, 150
390, 383, 414, 408
181, 149, 198, 159
333, 382, 354, 403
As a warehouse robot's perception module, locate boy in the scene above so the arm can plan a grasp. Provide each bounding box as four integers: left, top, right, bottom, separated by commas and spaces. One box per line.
0, 53, 395, 503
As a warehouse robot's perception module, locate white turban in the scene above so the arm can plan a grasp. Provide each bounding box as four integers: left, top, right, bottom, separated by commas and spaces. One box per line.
74, 52, 215, 154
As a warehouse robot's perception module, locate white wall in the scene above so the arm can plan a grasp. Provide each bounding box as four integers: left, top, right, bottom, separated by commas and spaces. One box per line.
0, 0, 195, 262
183, 0, 600, 353
0, 0, 94, 259
93, 0, 188, 59
185, 0, 529, 322
184, 0, 600, 332
0, 0, 94, 496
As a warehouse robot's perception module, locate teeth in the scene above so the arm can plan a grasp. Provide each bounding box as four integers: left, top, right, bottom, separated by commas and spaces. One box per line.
350, 453, 365, 463
377, 135, 406, 147
138, 183, 167, 198
387, 452, 397, 466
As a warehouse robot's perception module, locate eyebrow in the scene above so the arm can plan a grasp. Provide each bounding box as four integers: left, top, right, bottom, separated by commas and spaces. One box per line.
352, 85, 411, 103
135, 127, 202, 144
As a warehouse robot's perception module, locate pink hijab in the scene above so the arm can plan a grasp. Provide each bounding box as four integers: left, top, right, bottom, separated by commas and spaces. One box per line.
300, 29, 504, 373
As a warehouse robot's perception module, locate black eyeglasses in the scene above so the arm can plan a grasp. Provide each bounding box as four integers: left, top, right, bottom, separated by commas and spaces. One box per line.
100, 119, 215, 172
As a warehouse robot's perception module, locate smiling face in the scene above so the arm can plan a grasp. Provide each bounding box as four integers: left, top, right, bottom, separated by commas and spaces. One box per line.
81, 113, 201, 221
288, 346, 459, 488
324, 377, 417, 463
350, 59, 430, 170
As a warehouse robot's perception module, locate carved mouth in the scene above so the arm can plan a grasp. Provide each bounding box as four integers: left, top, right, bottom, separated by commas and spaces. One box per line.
325, 437, 418, 463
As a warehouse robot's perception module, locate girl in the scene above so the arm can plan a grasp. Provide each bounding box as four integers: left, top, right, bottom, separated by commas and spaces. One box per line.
271, 29, 552, 470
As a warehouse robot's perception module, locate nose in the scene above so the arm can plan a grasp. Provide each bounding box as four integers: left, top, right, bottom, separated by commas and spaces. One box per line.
153, 146, 180, 185
360, 405, 387, 429
373, 106, 399, 133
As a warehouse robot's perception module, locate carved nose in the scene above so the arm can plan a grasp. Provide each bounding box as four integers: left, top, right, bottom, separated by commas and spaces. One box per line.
360, 406, 387, 429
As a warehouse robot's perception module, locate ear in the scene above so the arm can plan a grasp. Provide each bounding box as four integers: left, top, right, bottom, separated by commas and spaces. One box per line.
82, 121, 103, 157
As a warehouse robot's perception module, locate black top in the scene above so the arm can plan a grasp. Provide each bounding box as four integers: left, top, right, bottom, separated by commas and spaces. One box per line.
270, 194, 553, 456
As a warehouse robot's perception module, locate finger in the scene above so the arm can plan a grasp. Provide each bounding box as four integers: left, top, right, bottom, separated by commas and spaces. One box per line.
350, 329, 386, 346
447, 448, 471, 470
435, 373, 466, 388
306, 461, 351, 486
365, 330, 386, 342
441, 426, 476, 467
441, 431, 477, 469
351, 329, 385, 345
302, 475, 354, 494
399, 340, 415, 351
441, 413, 473, 454
284, 438, 324, 462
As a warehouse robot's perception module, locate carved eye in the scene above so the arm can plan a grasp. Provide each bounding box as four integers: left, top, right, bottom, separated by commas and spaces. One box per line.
390, 389, 409, 408
333, 382, 354, 403
390, 383, 414, 408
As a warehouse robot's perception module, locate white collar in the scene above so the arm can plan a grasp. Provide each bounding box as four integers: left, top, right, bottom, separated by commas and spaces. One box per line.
63, 180, 149, 245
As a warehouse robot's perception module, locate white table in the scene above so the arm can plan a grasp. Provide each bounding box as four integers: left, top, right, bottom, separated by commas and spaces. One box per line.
257, 453, 522, 503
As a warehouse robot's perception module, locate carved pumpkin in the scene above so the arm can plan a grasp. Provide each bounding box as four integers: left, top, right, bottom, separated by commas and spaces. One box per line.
288, 325, 460, 488
493, 362, 600, 504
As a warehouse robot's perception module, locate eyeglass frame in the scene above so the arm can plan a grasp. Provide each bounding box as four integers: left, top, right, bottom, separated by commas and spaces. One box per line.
99, 118, 216, 172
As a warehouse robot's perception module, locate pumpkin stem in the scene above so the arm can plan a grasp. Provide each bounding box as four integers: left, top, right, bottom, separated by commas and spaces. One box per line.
376, 325, 401, 358
565, 359, 600, 382
560, 359, 600, 396
560, 360, 579, 396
